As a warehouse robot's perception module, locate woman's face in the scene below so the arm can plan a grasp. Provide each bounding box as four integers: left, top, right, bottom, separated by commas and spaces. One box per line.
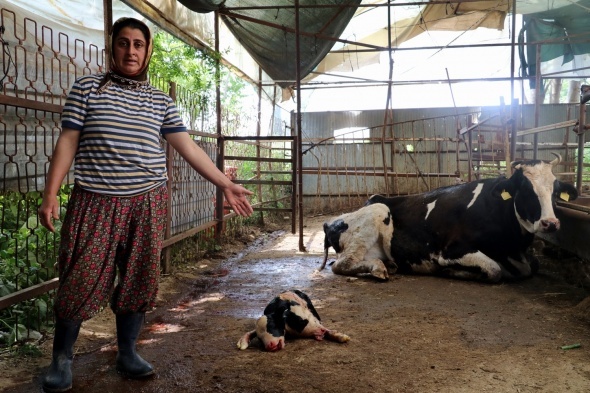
113, 26, 147, 76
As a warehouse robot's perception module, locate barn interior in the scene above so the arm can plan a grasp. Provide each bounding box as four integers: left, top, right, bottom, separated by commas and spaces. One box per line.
2, 0, 590, 391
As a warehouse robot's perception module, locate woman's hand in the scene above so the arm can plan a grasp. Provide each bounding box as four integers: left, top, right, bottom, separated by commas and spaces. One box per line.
37, 128, 80, 232
165, 132, 255, 217
38, 195, 61, 232
223, 183, 254, 217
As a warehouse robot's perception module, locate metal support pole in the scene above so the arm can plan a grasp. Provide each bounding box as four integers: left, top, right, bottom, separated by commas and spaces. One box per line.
163, 81, 176, 274
214, 11, 224, 241
533, 45, 541, 159
295, 0, 305, 252
576, 85, 589, 195
467, 114, 473, 182
256, 67, 264, 224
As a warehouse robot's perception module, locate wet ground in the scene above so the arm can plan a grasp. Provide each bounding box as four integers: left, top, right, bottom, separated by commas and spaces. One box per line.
3, 216, 590, 393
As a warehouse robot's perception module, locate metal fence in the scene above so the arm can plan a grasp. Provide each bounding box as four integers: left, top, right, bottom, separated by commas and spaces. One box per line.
0, 7, 294, 349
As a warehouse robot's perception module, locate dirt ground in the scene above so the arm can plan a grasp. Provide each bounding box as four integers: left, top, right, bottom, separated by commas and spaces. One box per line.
2, 215, 590, 393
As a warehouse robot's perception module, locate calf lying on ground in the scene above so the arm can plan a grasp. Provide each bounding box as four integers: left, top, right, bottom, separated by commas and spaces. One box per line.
319, 203, 397, 280
237, 290, 350, 352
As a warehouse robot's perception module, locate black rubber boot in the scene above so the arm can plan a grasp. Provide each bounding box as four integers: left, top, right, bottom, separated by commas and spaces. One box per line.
42, 318, 82, 393
115, 312, 154, 378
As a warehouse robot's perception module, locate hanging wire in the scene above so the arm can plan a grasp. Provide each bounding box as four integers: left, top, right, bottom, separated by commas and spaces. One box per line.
0, 25, 17, 85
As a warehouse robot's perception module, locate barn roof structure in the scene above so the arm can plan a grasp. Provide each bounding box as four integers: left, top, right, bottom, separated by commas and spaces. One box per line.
174, 0, 590, 89
8, 0, 590, 107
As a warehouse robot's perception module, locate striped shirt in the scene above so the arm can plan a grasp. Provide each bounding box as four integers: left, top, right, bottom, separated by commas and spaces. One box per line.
61, 74, 186, 196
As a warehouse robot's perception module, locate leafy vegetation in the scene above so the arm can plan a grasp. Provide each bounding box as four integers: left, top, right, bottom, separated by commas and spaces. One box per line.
149, 28, 251, 135
0, 186, 71, 349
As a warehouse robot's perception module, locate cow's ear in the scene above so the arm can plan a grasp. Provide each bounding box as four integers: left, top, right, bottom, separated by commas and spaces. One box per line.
555, 181, 578, 201
366, 194, 386, 206
491, 177, 516, 200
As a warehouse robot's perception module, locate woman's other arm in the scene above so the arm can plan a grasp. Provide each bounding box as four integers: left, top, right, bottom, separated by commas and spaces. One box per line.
38, 128, 80, 232
164, 132, 254, 217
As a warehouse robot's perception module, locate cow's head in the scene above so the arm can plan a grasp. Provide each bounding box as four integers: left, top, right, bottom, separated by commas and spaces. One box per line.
493, 154, 578, 234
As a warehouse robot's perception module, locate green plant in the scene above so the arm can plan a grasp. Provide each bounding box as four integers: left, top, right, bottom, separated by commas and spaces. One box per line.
0, 185, 71, 348
149, 28, 250, 135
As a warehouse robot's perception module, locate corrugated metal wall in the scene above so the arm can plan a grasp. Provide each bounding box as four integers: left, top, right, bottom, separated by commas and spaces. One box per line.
301, 104, 589, 215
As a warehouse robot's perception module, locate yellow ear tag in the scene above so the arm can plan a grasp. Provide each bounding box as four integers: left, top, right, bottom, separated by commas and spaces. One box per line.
501, 190, 512, 200
560, 192, 570, 201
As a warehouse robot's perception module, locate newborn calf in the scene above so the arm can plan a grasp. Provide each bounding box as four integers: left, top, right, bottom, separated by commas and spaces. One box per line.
237, 290, 350, 352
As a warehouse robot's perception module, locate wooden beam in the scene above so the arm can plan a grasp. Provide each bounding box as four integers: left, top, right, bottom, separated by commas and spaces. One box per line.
0, 95, 63, 113
224, 155, 292, 163
0, 278, 59, 310
516, 119, 578, 137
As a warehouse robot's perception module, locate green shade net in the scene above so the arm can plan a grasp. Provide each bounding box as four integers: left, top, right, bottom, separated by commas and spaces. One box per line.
176, 0, 362, 87
519, 0, 590, 88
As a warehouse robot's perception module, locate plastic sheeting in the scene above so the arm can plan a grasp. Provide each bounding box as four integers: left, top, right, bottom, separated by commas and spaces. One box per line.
172, 0, 589, 86
519, 0, 590, 88
121, 0, 275, 93
5, 0, 589, 96
4, 0, 279, 101
314, 0, 509, 76
176, 0, 504, 79
222, 1, 361, 88
178, 0, 363, 88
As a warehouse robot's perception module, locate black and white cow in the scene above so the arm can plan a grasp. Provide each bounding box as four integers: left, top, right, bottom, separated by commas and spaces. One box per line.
320, 203, 396, 280
364, 156, 577, 283
237, 290, 350, 352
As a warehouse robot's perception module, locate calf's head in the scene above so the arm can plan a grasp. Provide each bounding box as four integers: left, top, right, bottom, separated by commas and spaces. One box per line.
495, 154, 577, 234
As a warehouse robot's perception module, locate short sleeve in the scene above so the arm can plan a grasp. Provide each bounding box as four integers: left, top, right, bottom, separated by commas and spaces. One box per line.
61, 75, 95, 131
160, 98, 187, 135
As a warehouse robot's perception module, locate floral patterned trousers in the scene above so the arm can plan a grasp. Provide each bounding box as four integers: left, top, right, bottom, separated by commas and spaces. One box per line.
54, 185, 168, 321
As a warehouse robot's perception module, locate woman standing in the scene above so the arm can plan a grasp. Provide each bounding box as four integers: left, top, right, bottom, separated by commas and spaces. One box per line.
38, 17, 253, 392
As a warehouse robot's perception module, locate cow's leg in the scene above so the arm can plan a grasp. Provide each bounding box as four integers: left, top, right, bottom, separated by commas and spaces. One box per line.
378, 224, 397, 275
332, 257, 389, 280
502, 253, 538, 280
331, 248, 389, 281
436, 251, 502, 283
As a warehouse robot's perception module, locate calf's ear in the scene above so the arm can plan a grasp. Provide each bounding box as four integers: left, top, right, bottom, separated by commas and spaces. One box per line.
293, 290, 321, 321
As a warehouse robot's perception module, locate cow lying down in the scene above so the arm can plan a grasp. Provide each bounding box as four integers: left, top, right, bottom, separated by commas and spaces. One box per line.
237, 290, 350, 352
319, 203, 397, 281
322, 155, 577, 283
